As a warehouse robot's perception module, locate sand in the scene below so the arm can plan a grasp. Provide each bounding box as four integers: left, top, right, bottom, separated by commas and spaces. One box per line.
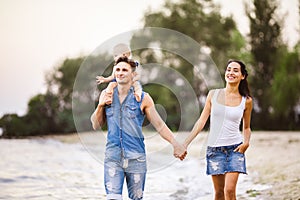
245, 131, 300, 200
49, 131, 300, 199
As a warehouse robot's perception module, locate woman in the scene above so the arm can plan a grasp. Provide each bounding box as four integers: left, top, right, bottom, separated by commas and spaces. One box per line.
184, 60, 253, 200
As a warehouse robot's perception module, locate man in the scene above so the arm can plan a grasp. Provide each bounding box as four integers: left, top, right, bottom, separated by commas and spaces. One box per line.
90, 56, 187, 200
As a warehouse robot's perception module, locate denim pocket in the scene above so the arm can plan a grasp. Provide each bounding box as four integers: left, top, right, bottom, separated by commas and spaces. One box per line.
106, 106, 113, 117
136, 156, 146, 162
126, 104, 138, 119
127, 156, 147, 173
234, 151, 245, 155
206, 147, 215, 158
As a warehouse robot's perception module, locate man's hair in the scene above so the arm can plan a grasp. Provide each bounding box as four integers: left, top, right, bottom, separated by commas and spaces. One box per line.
115, 56, 137, 72
113, 43, 131, 57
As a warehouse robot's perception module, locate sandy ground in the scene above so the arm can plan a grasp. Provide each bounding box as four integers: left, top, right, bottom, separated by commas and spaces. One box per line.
49, 131, 300, 200
245, 131, 300, 200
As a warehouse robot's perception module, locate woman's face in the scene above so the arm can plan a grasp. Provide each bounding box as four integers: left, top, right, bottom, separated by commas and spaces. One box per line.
225, 62, 245, 84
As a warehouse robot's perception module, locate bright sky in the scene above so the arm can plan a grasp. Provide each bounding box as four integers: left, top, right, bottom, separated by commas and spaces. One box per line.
0, 0, 299, 117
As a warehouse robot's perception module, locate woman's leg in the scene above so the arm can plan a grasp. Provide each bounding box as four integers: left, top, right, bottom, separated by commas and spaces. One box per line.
211, 174, 225, 200
224, 172, 239, 200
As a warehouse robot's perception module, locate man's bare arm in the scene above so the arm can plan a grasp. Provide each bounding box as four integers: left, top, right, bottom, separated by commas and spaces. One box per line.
90, 90, 112, 130
141, 94, 187, 160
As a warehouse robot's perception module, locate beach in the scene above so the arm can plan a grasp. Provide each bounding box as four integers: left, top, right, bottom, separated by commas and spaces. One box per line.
245, 131, 300, 200
51, 131, 300, 199
1, 131, 299, 199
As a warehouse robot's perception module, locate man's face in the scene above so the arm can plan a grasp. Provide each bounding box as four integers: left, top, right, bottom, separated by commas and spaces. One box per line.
114, 61, 133, 85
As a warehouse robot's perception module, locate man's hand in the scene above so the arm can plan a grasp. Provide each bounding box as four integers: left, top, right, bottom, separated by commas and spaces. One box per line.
90, 90, 112, 130
98, 90, 113, 107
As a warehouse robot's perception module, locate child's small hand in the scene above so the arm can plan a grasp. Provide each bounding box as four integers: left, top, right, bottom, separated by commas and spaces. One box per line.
96, 76, 105, 84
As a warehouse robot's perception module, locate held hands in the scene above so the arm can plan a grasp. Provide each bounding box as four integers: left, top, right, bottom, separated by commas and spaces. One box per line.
172, 140, 187, 161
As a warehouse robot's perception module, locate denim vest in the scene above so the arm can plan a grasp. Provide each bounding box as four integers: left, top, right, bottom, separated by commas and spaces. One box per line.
105, 87, 145, 161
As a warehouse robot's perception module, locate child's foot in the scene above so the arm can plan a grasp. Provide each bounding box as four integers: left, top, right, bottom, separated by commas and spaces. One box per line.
105, 82, 117, 94
105, 88, 113, 94
134, 93, 141, 102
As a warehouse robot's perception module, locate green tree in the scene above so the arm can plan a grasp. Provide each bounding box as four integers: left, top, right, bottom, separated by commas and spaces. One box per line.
0, 114, 28, 138
46, 58, 84, 110
141, 0, 249, 69
246, 0, 283, 129
0, 52, 114, 138
129, 0, 248, 130
270, 47, 300, 129
26, 93, 59, 135
72, 53, 114, 131
0, 93, 59, 138
45, 57, 86, 133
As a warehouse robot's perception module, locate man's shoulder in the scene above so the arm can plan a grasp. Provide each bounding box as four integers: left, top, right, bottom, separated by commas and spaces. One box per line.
141, 92, 151, 102
140, 92, 154, 108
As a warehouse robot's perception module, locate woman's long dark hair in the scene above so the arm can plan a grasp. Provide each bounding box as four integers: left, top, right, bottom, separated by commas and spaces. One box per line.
227, 59, 251, 97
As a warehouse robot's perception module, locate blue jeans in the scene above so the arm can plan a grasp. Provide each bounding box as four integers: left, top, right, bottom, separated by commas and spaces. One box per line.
206, 143, 247, 175
104, 155, 147, 200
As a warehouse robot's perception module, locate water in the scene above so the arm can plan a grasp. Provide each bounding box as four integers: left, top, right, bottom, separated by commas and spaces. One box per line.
0, 136, 266, 199
0, 138, 104, 199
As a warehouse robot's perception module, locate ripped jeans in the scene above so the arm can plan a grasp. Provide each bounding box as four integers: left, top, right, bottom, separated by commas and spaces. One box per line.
104, 155, 147, 200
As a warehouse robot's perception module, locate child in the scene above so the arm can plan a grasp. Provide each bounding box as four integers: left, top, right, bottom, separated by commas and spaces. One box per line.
96, 43, 142, 101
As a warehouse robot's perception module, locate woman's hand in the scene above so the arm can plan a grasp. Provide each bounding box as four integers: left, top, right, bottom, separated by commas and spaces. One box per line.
234, 143, 249, 154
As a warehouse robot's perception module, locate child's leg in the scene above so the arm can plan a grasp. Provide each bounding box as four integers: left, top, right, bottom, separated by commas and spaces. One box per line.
133, 81, 142, 102
106, 82, 117, 94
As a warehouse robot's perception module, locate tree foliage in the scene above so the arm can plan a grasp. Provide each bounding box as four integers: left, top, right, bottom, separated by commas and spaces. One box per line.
246, 0, 300, 129
140, 0, 248, 69
129, 0, 249, 130
0, 54, 113, 138
246, 0, 282, 121
269, 45, 300, 129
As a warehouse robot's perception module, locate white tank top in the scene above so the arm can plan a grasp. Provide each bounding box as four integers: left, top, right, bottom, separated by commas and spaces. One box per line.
207, 89, 246, 147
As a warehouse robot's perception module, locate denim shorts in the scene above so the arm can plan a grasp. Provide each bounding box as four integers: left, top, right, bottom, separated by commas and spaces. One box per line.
206, 143, 247, 175
104, 155, 147, 200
